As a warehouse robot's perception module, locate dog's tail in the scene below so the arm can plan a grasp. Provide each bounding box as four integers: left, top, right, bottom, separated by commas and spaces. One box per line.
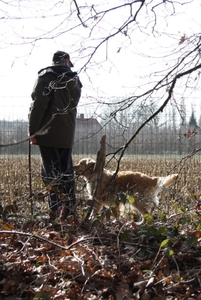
159, 174, 178, 188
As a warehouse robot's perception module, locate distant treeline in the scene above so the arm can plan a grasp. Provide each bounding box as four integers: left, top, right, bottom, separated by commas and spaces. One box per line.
0, 115, 200, 156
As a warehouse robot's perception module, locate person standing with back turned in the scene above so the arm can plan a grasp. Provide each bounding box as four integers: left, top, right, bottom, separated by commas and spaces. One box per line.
29, 51, 82, 221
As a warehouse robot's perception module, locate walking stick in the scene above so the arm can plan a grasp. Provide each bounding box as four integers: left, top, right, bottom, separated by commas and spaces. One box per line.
28, 139, 34, 216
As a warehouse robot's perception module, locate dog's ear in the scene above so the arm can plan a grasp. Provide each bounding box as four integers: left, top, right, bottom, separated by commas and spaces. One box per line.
87, 158, 96, 165
79, 158, 91, 165
84, 159, 95, 172
88, 160, 96, 169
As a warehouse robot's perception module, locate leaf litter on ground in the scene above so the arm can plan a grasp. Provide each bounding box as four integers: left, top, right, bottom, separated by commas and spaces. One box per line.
1, 209, 201, 300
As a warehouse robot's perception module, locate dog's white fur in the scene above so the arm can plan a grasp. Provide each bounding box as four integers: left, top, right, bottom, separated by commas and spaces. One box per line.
74, 158, 178, 220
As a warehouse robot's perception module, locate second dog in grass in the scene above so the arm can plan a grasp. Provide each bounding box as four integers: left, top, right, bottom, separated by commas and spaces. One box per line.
74, 158, 178, 221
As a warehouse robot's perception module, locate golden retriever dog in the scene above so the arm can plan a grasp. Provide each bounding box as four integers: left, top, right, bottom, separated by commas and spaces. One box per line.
74, 158, 178, 222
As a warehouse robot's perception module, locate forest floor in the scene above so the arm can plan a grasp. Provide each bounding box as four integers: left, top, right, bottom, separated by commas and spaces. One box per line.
1, 203, 201, 300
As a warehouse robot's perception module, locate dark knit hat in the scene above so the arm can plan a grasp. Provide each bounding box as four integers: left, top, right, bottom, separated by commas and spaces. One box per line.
52, 51, 74, 67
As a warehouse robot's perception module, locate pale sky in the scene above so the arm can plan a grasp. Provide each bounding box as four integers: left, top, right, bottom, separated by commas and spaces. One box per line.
0, 0, 200, 120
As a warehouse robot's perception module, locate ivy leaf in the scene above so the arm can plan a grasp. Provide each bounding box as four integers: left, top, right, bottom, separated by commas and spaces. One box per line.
163, 248, 174, 256
34, 293, 50, 299
118, 192, 127, 205
128, 195, 135, 204
111, 206, 118, 218
120, 230, 130, 241
186, 236, 198, 247
144, 214, 153, 224
160, 239, 169, 248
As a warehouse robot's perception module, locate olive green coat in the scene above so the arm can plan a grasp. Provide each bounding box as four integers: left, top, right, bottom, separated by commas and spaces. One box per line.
29, 66, 82, 148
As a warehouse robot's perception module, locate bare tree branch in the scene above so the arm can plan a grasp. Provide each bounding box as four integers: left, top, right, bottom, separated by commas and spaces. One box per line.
109, 62, 201, 174
72, 0, 87, 28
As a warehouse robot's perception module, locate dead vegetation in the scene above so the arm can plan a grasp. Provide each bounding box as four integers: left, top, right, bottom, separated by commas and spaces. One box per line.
0, 149, 201, 299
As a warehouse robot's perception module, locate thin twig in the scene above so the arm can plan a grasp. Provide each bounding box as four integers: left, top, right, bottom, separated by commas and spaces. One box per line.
28, 141, 33, 216
73, 0, 87, 27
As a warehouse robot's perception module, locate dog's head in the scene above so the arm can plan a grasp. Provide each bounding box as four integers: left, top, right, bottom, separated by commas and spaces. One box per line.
74, 158, 96, 177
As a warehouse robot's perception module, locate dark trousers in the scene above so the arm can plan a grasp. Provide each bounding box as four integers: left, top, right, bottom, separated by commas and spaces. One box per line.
39, 146, 76, 212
